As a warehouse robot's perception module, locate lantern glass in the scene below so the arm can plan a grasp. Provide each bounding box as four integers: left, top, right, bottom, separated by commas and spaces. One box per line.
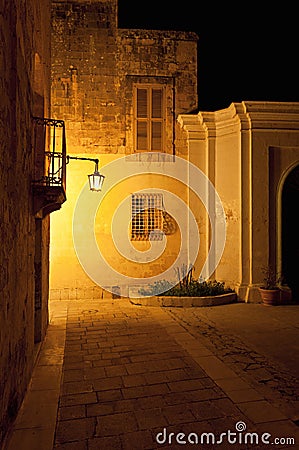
88, 171, 105, 191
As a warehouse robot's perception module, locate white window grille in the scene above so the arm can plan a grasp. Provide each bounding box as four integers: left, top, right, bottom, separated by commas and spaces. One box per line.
131, 193, 164, 241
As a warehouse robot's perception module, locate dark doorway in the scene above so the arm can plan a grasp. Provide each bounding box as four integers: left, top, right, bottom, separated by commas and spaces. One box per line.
282, 165, 299, 301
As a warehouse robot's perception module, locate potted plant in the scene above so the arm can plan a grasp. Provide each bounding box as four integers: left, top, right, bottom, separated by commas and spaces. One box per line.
258, 266, 281, 306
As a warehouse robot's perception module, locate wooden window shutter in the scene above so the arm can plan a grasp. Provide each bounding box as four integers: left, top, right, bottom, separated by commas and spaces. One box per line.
137, 122, 147, 150
135, 86, 164, 152
151, 88, 162, 150
137, 88, 148, 118
136, 88, 148, 150
151, 122, 162, 151
151, 88, 162, 118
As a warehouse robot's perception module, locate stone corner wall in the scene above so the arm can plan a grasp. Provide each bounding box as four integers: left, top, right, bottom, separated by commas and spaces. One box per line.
0, 0, 52, 445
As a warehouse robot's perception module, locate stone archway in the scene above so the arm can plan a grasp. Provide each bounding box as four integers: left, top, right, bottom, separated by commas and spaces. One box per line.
282, 164, 299, 300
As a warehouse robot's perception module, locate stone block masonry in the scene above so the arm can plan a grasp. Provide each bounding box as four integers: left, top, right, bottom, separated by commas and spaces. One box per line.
51, 0, 198, 155
0, 0, 52, 446
50, 0, 198, 300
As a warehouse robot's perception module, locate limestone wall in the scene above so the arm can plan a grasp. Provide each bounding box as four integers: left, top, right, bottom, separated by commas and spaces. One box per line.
179, 101, 299, 302
0, 0, 51, 444
50, 0, 198, 298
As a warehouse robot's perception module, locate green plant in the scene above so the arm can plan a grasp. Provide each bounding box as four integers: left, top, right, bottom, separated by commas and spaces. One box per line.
261, 266, 281, 290
160, 279, 234, 297
139, 264, 234, 297
138, 279, 173, 297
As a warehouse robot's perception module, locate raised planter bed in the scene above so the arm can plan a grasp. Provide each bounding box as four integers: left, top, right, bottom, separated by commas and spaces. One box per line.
130, 292, 237, 307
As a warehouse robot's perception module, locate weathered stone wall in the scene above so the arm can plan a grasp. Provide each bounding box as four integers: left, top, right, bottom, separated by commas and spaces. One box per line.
117, 29, 198, 155
51, 0, 120, 154
50, 0, 198, 298
0, 0, 51, 444
179, 102, 299, 302
51, 0, 198, 155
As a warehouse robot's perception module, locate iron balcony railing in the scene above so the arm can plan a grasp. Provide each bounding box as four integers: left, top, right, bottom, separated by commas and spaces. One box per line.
32, 116, 66, 190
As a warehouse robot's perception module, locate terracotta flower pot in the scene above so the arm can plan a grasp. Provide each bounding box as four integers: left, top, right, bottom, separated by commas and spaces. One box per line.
258, 287, 280, 306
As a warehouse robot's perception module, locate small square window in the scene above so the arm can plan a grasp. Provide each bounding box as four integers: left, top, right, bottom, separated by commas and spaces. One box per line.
131, 193, 164, 241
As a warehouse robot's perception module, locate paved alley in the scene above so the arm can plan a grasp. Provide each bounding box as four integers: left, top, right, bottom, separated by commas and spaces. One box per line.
3, 299, 299, 450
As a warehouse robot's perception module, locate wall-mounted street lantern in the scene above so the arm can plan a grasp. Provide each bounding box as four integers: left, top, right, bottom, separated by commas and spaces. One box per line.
32, 116, 105, 218
66, 155, 105, 192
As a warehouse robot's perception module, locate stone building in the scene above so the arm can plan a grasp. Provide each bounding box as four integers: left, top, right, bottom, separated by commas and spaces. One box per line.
50, 0, 200, 299
1, 0, 298, 444
179, 102, 299, 301
50, 0, 299, 303
0, 0, 67, 445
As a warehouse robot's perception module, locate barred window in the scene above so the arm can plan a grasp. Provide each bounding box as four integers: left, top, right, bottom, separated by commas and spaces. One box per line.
131, 193, 164, 241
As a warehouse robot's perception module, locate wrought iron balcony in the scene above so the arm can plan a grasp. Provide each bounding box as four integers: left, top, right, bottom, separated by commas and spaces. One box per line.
32, 117, 67, 217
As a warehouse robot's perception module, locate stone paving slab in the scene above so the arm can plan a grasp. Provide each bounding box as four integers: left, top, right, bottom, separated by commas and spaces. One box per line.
165, 303, 299, 423
3, 298, 299, 450
3, 302, 68, 450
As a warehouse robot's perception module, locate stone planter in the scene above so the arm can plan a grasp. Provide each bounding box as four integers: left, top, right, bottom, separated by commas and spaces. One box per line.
130, 292, 237, 307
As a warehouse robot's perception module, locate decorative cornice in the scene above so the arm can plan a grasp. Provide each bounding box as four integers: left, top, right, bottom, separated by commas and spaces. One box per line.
178, 101, 299, 137
239, 101, 299, 130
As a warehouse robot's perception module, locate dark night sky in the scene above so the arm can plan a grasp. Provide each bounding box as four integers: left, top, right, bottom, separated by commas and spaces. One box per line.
118, 2, 298, 112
